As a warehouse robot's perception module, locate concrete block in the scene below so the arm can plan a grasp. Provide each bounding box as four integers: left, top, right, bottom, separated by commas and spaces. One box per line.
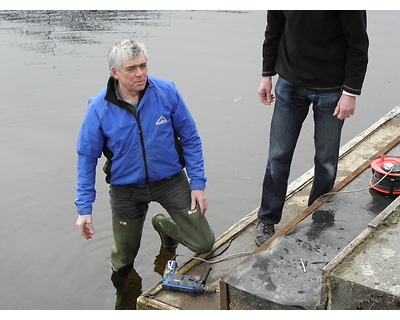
321, 200, 400, 309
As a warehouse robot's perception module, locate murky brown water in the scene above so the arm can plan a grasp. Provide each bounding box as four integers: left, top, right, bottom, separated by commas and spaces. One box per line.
0, 10, 399, 309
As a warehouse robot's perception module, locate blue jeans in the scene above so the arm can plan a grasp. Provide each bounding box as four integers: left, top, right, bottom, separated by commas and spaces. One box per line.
258, 77, 344, 225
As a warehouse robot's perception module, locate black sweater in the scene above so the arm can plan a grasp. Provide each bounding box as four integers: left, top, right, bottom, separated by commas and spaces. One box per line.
262, 10, 369, 94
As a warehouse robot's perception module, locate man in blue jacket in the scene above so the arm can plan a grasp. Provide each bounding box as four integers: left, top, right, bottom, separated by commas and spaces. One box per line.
256, 11, 369, 246
74, 39, 214, 308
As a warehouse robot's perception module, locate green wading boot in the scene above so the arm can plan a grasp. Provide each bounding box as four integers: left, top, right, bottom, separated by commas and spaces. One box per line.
111, 265, 131, 310
112, 266, 142, 310
152, 206, 215, 255
151, 214, 179, 252
111, 215, 146, 310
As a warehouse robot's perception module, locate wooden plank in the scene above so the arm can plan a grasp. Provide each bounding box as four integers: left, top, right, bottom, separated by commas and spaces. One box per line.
219, 280, 229, 310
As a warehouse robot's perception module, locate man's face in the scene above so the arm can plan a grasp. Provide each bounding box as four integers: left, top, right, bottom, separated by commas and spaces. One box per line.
111, 51, 148, 96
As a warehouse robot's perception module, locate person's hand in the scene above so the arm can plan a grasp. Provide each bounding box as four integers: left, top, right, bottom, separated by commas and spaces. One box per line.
258, 76, 275, 105
76, 214, 95, 240
191, 190, 208, 216
333, 94, 356, 120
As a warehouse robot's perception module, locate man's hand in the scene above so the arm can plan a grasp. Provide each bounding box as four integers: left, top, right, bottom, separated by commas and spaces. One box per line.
76, 214, 95, 240
258, 76, 275, 105
333, 94, 356, 120
191, 190, 208, 216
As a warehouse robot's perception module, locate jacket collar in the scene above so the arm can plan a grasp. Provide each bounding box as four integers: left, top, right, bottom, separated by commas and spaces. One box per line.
104, 76, 149, 114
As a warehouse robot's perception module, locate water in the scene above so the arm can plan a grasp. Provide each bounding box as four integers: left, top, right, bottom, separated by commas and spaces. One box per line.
0, 10, 399, 310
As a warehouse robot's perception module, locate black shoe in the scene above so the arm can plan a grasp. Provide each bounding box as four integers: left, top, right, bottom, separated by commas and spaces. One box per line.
255, 221, 275, 247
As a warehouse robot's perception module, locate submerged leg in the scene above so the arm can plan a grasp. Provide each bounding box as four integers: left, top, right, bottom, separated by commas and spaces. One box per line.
110, 214, 145, 309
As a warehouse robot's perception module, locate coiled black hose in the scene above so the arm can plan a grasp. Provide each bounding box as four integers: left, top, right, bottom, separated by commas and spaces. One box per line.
370, 169, 400, 195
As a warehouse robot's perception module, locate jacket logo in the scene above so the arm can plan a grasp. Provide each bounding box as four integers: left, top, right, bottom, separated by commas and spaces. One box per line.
156, 115, 168, 125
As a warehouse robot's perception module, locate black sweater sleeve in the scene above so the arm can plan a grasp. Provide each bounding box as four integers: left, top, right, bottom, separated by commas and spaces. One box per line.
262, 10, 285, 77
339, 11, 369, 94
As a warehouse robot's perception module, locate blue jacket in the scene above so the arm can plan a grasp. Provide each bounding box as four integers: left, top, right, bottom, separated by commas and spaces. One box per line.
75, 75, 206, 215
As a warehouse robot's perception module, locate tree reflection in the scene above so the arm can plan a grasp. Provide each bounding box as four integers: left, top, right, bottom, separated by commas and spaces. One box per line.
0, 10, 165, 53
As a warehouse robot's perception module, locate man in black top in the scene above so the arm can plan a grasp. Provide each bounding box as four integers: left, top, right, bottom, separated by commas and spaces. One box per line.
256, 11, 369, 246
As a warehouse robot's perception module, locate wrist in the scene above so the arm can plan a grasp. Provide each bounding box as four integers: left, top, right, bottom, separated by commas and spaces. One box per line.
342, 90, 358, 98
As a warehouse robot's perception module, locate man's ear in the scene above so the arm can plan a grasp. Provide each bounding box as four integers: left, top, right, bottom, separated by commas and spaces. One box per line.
110, 66, 119, 79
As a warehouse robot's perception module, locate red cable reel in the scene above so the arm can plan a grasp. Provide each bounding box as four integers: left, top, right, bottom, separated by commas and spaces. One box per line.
370, 155, 400, 195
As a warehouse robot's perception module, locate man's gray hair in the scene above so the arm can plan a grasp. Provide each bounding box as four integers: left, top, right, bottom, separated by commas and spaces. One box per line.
107, 39, 147, 71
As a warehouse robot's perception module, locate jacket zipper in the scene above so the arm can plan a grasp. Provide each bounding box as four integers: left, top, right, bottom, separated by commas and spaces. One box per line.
105, 77, 151, 184
133, 111, 150, 183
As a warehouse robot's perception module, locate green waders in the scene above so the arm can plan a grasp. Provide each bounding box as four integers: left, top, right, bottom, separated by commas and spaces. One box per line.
110, 204, 215, 309
111, 214, 145, 309
158, 203, 215, 254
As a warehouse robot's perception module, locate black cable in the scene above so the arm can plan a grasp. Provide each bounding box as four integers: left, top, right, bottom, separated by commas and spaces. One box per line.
371, 170, 400, 194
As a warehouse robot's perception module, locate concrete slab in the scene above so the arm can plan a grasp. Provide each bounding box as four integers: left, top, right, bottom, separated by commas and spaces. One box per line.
222, 145, 399, 309
320, 197, 400, 310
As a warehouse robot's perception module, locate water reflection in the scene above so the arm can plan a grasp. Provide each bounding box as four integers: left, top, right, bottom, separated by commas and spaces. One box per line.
119, 246, 175, 309
367, 188, 399, 214
0, 10, 166, 53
